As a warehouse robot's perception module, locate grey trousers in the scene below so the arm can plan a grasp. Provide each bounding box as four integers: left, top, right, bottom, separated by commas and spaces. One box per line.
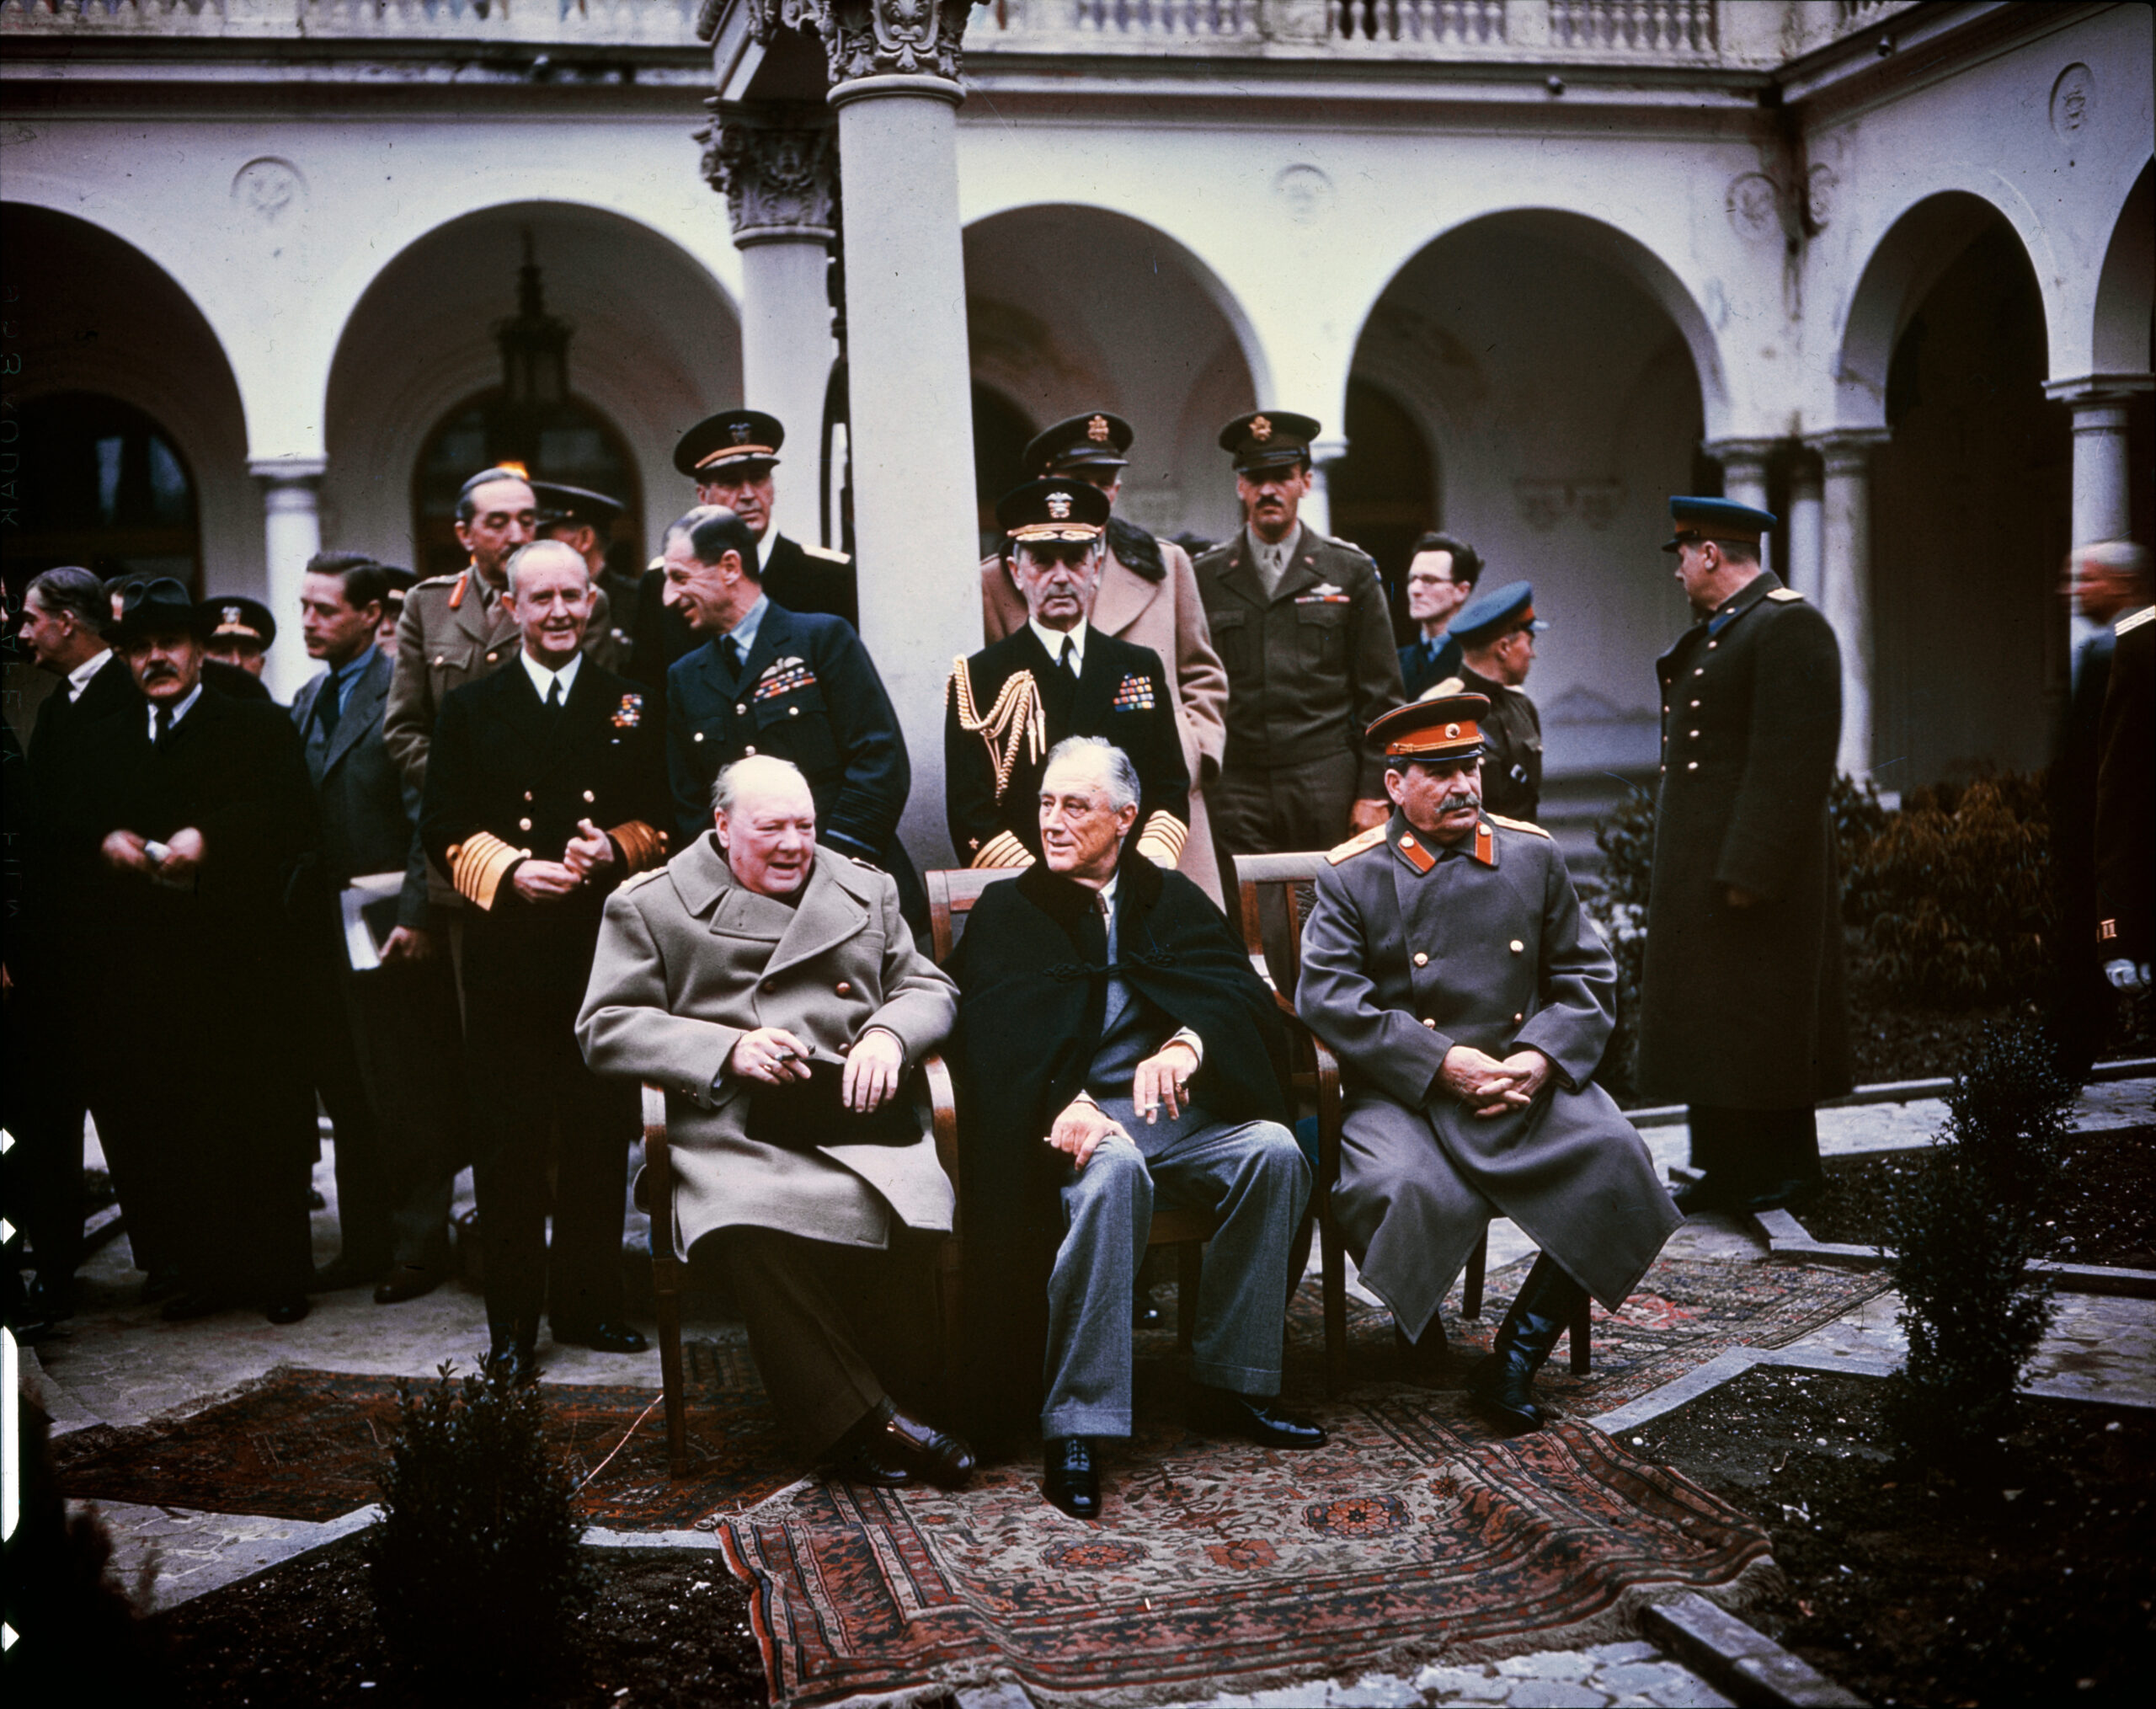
1043, 1098, 1309, 1439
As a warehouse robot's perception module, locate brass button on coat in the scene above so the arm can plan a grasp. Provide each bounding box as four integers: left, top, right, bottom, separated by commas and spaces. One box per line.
1509, 940, 1524, 953
1412, 952, 1428, 967
583, 789, 595, 804
518, 817, 532, 831
1422, 1018, 1436, 1029
835, 981, 852, 996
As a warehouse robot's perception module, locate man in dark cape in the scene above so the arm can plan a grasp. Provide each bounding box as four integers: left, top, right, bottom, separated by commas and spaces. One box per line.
947, 740, 1310, 1508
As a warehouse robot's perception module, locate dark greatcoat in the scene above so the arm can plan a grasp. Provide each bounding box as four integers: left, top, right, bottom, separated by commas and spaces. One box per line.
64, 686, 323, 1297
1297, 812, 1679, 1332
943, 627, 1190, 870
2095, 606, 2153, 964
1637, 571, 1850, 1109
947, 852, 1290, 1439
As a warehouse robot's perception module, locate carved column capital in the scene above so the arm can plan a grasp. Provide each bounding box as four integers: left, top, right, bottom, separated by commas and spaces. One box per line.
698, 101, 839, 247
749, 0, 978, 95
1804, 428, 1892, 478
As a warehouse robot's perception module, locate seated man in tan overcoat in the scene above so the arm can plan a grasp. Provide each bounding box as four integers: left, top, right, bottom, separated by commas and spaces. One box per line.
578, 755, 974, 1488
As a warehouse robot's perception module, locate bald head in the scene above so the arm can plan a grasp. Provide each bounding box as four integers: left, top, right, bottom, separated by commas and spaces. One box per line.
714, 756, 817, 897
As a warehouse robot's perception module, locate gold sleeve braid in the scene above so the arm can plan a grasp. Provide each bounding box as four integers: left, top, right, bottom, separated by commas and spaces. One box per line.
447, 832, 526, 911
969, 830, 1036, 870
608, 820, 669, 874
1134, 811, 1189, 868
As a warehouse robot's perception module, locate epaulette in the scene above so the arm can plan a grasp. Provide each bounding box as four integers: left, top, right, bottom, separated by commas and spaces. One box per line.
1417, 675, 1467, 703
1487, 813, 1551, 840
2116, 606, 2153, 637
1766, 587, 1805, 602
800, 542, 851, 563
1326, 824, 1387, 865
618, 868, 667, 895
413, 569, 463, 590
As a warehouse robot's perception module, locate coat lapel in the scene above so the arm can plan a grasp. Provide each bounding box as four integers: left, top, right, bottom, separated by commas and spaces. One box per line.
495, 657, 556, 764
1273, 530, 1325, 606
762, 856, 868, 979
736, 606, 790, 700
322, 649, 392, 775
1091, 550, 1159, 638
1213, 535, 1271, 612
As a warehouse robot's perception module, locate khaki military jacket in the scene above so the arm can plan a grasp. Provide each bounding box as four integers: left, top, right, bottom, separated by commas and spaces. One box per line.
577, 836, 958, 1259
1193, 526, 1405, 797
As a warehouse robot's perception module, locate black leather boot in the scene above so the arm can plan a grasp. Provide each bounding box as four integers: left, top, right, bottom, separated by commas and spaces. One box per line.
1394, 1310, 1465, 1387
1470, 1255, 1586, 1434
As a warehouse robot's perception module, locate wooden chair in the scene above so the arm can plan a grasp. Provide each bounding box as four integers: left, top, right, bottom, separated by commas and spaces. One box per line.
1230, 852, 1589, 1379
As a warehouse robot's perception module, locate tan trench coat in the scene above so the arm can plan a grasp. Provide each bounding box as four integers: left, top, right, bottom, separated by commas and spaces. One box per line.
576, 835, 958, 1258
980, 535, 1230, 903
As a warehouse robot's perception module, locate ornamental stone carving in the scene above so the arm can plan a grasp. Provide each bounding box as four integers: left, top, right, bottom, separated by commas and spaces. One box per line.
698, 101, 838, 243
747, 0, 977, 89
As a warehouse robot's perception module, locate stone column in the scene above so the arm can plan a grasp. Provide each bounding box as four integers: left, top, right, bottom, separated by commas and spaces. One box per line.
702, 100, 839, 548
250, 456, 326, 703
2042, 377, 2151, 546
1305, 434, 1348, 542
1785, 451, 1823, 604
1809, 430, 1891, 781
766, 0, 980, 869
1706, 436, 1778, 577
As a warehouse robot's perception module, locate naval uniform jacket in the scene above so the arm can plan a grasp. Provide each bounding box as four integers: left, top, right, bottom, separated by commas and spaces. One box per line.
943, 627, 1191, 871
578, 836, 957, 1260
418, 657, 670, 1001
1297, 811, 1679, 1332
664, 602, 911, 875
1193, 527, 1405, 798
1636, 570, 1850, 1110
628, 533, 857, 692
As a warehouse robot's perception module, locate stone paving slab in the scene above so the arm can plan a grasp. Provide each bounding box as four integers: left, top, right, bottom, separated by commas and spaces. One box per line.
1177, 1643, 1735, 1707
66, 1498, 376, 1615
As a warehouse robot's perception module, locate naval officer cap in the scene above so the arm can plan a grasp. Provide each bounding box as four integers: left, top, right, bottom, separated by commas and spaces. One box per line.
1024, 411, 1134, 475
198, 594, 277, 651
674, 409, 784, 479
1663, 495, 1777, 553
1449, 579, 1547, 649
1218, 409, 1321, 474
531, 481, 625, 533
1368, 692, 1492, 764
996, 477, 1111, 542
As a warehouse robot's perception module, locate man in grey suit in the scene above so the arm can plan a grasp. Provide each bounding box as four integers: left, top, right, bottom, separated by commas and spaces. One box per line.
1297, 696, 1680, 1434
291, 553, 459, 1303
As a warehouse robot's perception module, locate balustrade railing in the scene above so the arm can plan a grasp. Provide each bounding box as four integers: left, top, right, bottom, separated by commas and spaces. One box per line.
1548, 0, 1713, 54
1331, 1, 1506, 46
0, 0, 708, 46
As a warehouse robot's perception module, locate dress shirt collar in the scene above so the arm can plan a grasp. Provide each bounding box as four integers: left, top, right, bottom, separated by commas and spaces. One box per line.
328, 643, 377, 711
520, 647, 583, 703
1247, 522, 1303, 580
719, 593, 770, 660
67, 647, 115, 702
1030, 617, 1090, 674
147, 682, 205, 740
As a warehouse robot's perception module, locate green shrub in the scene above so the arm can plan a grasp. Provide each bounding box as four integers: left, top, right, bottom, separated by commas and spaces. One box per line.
1882, 1023, 2069, 1464
1842, 772, 2054, 1008
1578, 788, 1656, 1103
369, 1364, 588, 1690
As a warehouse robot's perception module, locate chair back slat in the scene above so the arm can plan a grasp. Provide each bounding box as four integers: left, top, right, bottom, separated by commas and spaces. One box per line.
1232, 848, 1329, 1000
926, 865, 1023, 961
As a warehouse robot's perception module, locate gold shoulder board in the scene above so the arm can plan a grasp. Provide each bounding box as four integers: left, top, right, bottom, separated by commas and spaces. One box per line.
1487, 813, 1552, 840
2116, 606, 2154, 636
801, 542, 851, 563
1326, 825, 1388, 865
1766, 588, 1805, 602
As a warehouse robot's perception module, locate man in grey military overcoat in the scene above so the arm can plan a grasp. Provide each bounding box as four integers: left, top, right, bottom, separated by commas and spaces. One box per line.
578, 756, 974, 1490
1298, 697, 1680, 1433
1636, 497, 1850, 1215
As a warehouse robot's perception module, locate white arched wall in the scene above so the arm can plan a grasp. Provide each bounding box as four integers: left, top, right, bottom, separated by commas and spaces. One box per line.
0, 202, 263, 605
2090, 161, 2155, 377
323, 200, 747, 572
963, 204, 1261, 542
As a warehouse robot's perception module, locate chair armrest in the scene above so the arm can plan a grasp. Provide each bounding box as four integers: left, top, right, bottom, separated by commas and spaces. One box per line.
640, 1081, 668, 1146
919, 1053, 959, 1181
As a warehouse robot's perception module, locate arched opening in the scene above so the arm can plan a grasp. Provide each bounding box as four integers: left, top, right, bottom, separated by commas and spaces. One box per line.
325, 203, 742, 578
971, 382, 1038, 550
2091, 160, 2155, 550
1329, 378, 1437, 645
7, 393, 201, 593
964, 206, 1260, 547
1350, 211, 1710, 820
1870, 213, 2069, 786
408, 393, 644, 583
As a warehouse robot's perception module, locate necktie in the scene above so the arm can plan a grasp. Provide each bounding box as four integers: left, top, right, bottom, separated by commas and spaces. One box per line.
723, 635, 744, 679
1061, 636, 1079, 677
312, 669, 343, 741
545, 677, 563, 724
153, 705, 173, 750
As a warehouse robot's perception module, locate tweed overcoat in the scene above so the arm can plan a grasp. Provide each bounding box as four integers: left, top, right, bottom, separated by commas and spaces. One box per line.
1636, 571, 1851, 1109
1297, 813, 1679, 1337
981, 523, 1230, 900
577, 837, 958, 1258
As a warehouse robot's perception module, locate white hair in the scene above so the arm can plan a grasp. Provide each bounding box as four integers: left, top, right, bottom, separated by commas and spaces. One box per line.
712, 753, 812, 818
1042, 735, 1139, 814
503, 537, 590, 596
2074, 539, 2152, 586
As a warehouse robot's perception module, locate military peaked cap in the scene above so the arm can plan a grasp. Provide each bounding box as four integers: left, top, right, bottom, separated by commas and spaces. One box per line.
675, 409, 784, 478
1664, 495, 1777, 553
1218, 409, 1321, 473
996, 477, 1110, 542
1450, 579, 1547, 648
1369, 692, 1491, 763
198, 594, 277, 650
1024, 410, 1134, 474
531, 482, 625, 532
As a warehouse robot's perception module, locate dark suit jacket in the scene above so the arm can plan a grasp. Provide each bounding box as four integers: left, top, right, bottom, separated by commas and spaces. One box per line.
629, 533, 857, 690
291, 647, 430, 932
1398, 632, 1462, 701
944, 628, 1190, 870
419, 657, 671, 1000
27, 651, 140, 805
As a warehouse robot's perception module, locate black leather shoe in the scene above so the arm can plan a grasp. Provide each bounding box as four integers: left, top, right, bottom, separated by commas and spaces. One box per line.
1188, 1383, 1328, 1449
1469, 1254, 1587, 1436
878, 1407, 977, 1490
1733, 1178, 1824, 1215
1395, 1315, 1479, 1387
1043, 1436, 1101, 1519
160, 1289, 228, 1322
264, 1293, 312, 1326
309, 1257, 389, 1294
484, 1336, 540, 1386
141, 1268, 185, 1306
374, 1266, 443, 1306
1669, 1176, 1734, 1217
552, 1320, 648, 1354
